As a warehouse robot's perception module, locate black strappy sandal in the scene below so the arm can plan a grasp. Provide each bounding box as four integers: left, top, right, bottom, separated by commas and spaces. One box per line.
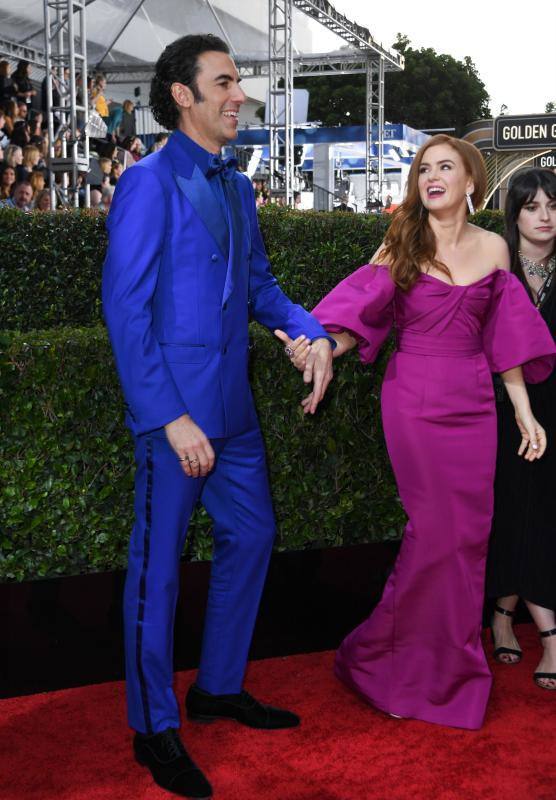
534, 628, 556, 690
491, 604, 522, 664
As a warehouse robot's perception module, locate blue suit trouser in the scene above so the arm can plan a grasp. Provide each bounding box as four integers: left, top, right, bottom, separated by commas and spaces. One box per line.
124, 426, 276, 734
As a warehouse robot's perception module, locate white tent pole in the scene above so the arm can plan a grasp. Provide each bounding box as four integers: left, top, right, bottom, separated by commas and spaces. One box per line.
96, 0, 148, 67
205, 0, 237, 55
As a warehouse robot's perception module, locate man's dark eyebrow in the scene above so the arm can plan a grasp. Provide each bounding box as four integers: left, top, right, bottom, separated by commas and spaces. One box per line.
214, 73, 241, 83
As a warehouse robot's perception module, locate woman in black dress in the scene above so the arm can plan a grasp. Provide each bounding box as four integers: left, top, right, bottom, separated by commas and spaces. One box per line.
487, 168, 556, 690
0, 60, 15, 107
11, 60, 36, 107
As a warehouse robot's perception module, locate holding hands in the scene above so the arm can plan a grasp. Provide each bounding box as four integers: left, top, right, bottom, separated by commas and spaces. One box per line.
274, 330, 333, 414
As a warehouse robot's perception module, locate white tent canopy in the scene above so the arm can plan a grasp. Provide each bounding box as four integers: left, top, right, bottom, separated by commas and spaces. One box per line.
0, 0, 334, 116
0, 0, 320, 74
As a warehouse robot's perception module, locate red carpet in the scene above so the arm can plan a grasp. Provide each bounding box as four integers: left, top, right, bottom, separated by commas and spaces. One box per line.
1, 625, 555, 800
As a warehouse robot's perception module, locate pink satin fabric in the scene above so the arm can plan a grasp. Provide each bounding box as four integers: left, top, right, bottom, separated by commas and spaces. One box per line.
313, 264, 556, 729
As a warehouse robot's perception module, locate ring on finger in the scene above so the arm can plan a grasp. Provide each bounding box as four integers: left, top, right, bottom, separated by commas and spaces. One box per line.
284, 345, 294, 358
189, 458, 199, 465
178, 456, 189, 462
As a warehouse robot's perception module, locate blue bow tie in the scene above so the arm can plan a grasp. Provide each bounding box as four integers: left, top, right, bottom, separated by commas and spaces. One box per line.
206, 154, 238, 181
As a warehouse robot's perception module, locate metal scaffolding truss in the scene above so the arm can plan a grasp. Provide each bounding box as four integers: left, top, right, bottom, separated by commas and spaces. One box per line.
268, 0, 295, 204
43, 0, 90, 208
98, 52, 371, 84
274, 51, 370, 77
292, 0, 402, 69
268, 0, 403, 206
0, 36, 45, 65
367, 56, 385, 209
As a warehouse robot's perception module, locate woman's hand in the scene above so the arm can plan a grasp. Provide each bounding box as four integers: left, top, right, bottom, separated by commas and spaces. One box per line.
501, 366, 547, 461
274, 329, 312, 371
274, 329, 334, 413
514, 408, 547, 460
300, 392, 315, 415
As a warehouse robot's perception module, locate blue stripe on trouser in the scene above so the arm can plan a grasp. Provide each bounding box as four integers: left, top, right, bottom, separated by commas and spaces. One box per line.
123, 427, 275, 734
135, 437, 153, 734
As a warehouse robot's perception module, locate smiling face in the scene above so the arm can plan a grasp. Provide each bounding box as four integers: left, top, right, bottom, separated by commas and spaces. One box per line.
171, 50, 246, 153
516, 188, 556, 249
417, 143, 474, 215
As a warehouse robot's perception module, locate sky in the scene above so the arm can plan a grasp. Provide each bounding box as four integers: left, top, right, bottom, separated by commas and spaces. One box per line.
310, 0, 556, 118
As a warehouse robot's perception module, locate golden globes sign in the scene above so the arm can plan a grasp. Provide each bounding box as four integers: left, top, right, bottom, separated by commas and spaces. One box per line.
494, 114, 556, 151
534, 151, 556, 169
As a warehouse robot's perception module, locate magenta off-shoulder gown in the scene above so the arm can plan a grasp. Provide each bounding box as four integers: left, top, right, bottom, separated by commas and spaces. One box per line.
313, 265, 556, 730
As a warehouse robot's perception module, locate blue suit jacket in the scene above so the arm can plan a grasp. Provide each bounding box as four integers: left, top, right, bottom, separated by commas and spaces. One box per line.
102, 131, 331, 438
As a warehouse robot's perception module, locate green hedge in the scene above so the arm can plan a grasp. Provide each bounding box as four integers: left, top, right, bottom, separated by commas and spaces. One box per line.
0, 206, 504, 331
0, 206, 394, 330
0, 207, 505, 581
0, 209, 107, 331
0, 326, 399, 581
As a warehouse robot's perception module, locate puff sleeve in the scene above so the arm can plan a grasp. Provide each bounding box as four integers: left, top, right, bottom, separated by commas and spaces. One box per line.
312, 264, 395, 364
482, 270, 556, 383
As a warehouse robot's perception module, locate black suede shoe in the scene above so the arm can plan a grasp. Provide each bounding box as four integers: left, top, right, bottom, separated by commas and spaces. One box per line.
133, 727, 212, 798
186, 684, 300, 729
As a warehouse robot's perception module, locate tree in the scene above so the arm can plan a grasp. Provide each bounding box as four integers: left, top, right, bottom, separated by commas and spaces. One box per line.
288, 72, 366, 126
546, 102, 556, 113
289, 71, 365, 126
254, 76, 366, 126
385, 34, 491, 132
289, 34, 491, 133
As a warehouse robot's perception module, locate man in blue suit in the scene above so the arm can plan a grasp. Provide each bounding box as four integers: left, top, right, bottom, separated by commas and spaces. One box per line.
102, 34, 334, 799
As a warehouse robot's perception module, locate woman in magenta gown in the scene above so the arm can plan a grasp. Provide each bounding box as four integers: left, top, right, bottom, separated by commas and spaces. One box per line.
283, 136, 556, 729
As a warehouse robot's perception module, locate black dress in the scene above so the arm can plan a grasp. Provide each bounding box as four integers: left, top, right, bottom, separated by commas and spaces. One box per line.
486, 273, 556, 610
0, 75, 14, 106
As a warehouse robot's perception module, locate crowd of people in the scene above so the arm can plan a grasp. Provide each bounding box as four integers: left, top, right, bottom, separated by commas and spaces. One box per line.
0, 58, 406, 216
0, 59, 53, 210
0, 58, 170, 212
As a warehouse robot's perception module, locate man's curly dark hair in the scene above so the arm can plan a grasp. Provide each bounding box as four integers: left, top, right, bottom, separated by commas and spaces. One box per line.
149, 34, 230, 131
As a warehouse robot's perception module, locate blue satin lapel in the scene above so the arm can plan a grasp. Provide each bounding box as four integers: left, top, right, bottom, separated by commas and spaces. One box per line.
222, 177, 243, 305
175, 165, 229, 260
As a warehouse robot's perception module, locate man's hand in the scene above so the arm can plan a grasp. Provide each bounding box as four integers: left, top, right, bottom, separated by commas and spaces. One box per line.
274, 330, 311, 371
275, 330, 333, 414
164, 414, 215, 478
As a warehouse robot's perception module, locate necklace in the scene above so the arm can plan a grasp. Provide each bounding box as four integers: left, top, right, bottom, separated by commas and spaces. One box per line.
518, 251, 556, 281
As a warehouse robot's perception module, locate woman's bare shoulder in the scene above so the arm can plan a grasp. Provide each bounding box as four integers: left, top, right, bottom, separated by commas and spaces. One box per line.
468, 225, 510, 270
